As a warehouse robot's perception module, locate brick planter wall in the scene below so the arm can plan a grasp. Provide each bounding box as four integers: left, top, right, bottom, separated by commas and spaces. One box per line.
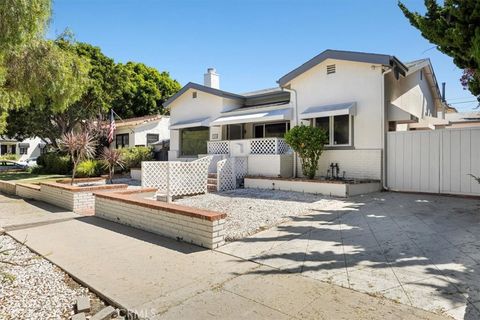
0, 180, 17, 195
16, 183, 42, 200
39, 182, 128, 213
95, 189, 226, 249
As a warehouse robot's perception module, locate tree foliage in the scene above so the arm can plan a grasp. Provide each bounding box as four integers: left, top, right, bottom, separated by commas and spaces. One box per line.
0, 0, 51, 51
284, 125, 328, 179
399, 0, 480, 101
114, 62, 181, 118
59, 131, 97, 185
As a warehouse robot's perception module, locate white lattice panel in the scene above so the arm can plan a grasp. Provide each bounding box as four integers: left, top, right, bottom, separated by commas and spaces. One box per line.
217, 158, 235, 191
208, 141, 229, 154
142, 161, 168, 190
234, 157, 248, 179
277, 139, 290, 154
142, 157, 212, 201
251, 138, 276, 154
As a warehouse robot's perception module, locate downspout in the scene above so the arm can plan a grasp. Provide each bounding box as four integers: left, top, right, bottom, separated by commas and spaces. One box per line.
280, 86, 299, 178
382, 67, 393, 191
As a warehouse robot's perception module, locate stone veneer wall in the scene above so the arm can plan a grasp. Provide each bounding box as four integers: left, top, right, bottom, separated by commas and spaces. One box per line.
95, 190, 226, 249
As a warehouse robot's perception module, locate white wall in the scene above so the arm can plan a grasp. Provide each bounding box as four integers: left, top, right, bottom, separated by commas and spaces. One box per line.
168, 88, 242, 159
286, 59, 384, 180
18, 137, 44, 161
288, 59, 384, 149
386, 67, 436, 121
133, 117, 170, 146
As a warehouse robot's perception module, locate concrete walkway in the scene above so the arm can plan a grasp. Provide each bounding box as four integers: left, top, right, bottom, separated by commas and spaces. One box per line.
0, 193, 78, 231
218, 192, 480, 320
5, 215, 445, 319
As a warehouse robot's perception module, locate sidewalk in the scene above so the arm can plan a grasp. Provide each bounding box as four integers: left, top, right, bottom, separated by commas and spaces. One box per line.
7, 216, 448, 320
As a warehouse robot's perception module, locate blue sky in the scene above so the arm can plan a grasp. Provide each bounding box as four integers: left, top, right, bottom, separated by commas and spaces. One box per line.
47, 0, 478, 111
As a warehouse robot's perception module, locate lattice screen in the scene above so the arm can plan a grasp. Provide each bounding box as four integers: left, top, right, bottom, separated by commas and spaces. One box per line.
277, 139, 291, 154
141, 157, 212, 201
207, 141, 229, 154
250, 138, 277, 154
217, 157, 248, 191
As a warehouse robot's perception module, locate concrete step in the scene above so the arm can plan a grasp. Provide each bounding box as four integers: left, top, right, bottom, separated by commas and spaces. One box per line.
207, 178, 217, 185
207, 184, 217, 192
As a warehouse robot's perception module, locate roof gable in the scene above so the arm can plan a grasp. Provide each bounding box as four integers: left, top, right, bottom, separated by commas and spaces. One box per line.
163, 82, 244, 108
277, 49, 408, 86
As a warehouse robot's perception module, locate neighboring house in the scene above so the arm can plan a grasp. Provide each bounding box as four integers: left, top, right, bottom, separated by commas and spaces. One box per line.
445, 111, 480, 128
0, 136, 45, 161
165, 49, 448, 181
112, 115, 170, 149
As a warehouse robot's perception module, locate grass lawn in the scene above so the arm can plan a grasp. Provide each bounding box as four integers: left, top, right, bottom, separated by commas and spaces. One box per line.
0, 172, 69, 184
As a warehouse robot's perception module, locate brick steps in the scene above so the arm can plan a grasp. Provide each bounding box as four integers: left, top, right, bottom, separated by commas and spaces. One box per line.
207, 173, 218, 192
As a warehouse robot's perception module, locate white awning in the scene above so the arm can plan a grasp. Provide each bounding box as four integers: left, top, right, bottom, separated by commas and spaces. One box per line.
169, 117, 210, 130
210, 108, 292, 126
300, 102, 356, 119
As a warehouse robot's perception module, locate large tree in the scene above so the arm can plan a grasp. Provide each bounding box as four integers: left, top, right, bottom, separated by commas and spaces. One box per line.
5, 40, 118, 147
399, 0, 480, 102
113, 62, 181, 118
0, 0, 90, 132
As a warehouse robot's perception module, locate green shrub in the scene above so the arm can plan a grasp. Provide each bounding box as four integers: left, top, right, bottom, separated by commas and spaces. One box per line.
0, 153, 19, 161
120, 146, 153, 170
284, 125, 328, 179
36, 153, 72, 174
76, 160, 97, 178
28, 165, 44, 174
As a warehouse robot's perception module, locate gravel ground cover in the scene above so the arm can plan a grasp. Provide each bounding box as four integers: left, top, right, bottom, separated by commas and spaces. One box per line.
175, 188, 345, 240
0, 235, 105, 319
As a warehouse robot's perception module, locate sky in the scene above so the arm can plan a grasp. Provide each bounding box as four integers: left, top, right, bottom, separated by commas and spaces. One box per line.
47, 0, 479, 112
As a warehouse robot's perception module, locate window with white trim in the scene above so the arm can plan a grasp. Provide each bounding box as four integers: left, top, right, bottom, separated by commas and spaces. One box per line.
19, 147, 28, 155
313, 115, 352, 146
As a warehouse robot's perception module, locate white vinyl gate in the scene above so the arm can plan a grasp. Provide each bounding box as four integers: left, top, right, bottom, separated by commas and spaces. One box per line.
387, 127, 480, 196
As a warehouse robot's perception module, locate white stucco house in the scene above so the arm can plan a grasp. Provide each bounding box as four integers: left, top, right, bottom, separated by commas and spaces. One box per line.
112, 115, 170, 149
0, 136, 45, 161
165, 49, 448, 183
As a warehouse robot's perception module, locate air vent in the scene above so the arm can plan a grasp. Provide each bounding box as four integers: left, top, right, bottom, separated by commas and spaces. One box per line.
192, 91, 197, 99
327, 64, 336, 75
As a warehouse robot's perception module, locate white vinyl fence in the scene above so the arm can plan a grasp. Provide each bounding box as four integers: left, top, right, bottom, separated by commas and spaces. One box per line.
387, 127, 480, 196
142, 156, 212, 202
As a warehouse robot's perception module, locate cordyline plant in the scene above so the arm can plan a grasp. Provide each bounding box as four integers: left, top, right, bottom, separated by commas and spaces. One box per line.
59, 131, 97, 185
284, 125, 328, 179
100, 147, 125, 184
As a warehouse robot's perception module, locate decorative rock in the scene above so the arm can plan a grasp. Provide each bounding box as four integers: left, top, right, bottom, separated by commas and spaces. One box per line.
76, 296, 90, 313
91, 306, 117, 320
71, 313, 86, 320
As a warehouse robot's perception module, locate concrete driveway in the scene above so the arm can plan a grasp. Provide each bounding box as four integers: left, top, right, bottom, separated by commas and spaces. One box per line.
219, 192, 480, 320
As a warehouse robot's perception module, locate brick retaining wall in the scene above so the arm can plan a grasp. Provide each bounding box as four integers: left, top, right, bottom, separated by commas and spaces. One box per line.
95, 189, 226, 249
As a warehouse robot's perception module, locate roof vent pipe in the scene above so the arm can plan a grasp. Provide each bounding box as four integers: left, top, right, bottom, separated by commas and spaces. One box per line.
204, 68, 220, 89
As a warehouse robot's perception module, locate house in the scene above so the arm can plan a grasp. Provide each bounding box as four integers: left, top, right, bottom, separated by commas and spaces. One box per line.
0, 136, 45, 161
445, 111, 480, 128
112, 115, 170, 149
165, 49, 448, 182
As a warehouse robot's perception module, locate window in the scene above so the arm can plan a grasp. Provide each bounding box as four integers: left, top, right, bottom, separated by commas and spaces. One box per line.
19, 147, 28, 155
227, 124, 243, 140
192, 91, 197, 99
313, 115, 352, 146
146, 133, 159, 146
253, 122, 289, 138
314, 117, 330, 142
327, 64, 336, 74
180, 127, 209, 156
115, 134, 129, 149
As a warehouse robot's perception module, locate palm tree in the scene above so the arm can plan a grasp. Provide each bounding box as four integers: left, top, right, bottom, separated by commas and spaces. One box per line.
59, 131, 97, 185
100, 147, 125, 183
